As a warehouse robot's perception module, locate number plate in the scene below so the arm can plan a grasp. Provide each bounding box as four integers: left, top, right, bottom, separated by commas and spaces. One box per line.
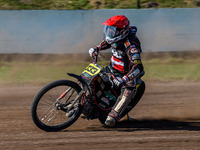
83, 63, 101, 76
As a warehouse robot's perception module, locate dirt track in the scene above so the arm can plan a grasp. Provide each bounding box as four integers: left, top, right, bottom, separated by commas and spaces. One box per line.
0, 81, 200, 150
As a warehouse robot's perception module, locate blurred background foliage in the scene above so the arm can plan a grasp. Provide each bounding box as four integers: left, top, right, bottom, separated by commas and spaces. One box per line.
0, 0, 200, 9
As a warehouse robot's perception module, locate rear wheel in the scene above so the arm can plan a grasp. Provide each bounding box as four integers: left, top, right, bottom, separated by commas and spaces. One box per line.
31, 80, 83, 131
129, 81, 146, 108
98, 81, 146, 125
98, 113, 108, 125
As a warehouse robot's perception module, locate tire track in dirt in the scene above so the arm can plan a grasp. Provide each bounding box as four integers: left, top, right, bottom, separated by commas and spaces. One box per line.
0, 81, 200, 150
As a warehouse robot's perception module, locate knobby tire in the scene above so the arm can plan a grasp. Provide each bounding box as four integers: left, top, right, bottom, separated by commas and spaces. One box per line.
31, 80, 83, 132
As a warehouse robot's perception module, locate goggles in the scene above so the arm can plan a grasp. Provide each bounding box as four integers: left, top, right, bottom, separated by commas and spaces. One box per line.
103, 25, 120, 38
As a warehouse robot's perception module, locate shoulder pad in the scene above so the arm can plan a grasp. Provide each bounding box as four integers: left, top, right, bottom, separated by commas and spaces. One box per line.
130, 26, 137, 34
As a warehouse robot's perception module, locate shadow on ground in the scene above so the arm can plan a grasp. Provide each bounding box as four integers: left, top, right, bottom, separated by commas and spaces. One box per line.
114, 119, 200, 131
66, 119, 200, 132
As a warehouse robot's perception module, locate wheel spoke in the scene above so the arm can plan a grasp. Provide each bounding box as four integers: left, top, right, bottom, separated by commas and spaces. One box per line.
31, 80, 83, 131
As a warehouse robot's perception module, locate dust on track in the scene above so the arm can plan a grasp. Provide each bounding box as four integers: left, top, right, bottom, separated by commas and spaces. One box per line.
0, 81, 200, 150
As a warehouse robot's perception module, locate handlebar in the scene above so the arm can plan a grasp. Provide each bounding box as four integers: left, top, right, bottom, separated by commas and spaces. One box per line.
95, 55, 98, 63
94, 50, 99, 63
93, 52, 104, 68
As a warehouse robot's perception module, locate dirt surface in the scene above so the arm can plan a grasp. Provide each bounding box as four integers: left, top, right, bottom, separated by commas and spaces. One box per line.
0, 81, 200, 150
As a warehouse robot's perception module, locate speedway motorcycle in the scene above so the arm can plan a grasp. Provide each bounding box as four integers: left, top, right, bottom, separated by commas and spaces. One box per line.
31, 54, 145, 131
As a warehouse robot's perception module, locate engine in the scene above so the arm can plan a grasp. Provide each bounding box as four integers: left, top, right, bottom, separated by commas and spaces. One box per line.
82, 75, 119, 120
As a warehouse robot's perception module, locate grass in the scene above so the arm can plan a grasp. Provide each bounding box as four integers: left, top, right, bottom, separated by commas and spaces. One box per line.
1, 56, 200, 85
144, 58, 200, 81
0, 0, 199, 10
0, 61, 87, 84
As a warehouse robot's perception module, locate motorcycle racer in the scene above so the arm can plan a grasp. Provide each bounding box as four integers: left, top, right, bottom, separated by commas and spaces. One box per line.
89, 15, 144, 127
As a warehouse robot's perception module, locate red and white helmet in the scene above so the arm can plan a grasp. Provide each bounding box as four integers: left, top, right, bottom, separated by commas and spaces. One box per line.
102, 15, 130, 44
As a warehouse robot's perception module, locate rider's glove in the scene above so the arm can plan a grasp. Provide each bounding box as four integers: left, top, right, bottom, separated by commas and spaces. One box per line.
109, 74, 125, 89
89, 47, 98, 58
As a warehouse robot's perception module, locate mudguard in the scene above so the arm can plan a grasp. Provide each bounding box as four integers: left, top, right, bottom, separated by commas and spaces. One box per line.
67, 73, 87, 85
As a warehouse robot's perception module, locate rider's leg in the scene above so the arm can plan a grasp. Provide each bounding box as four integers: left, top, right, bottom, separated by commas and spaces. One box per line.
105, 80, 136, 127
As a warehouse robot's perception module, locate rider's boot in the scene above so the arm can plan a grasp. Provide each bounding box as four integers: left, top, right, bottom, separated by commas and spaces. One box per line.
80, 114, 86, 119
105, 115, 116, 127
105, 87, 136, 127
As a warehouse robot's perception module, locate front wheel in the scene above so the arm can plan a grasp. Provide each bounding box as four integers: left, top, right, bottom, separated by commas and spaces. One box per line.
31, 80, 83, 131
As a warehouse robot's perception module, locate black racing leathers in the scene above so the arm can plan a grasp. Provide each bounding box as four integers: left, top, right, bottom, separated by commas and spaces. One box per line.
95, 26, 144, 85
93, 26, 144, 122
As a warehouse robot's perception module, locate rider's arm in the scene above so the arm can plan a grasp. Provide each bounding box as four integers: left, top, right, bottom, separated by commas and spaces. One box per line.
94, 40, 111, 51
122, 44, 144, 83
89, 40, 111, 58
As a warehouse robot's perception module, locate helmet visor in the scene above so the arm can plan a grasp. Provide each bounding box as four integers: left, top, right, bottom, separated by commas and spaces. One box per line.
103, 25, 117, 38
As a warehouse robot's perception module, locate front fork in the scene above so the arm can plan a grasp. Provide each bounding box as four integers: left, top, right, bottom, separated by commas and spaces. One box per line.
56, 86, 86, 111
67, 90, 86, 111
